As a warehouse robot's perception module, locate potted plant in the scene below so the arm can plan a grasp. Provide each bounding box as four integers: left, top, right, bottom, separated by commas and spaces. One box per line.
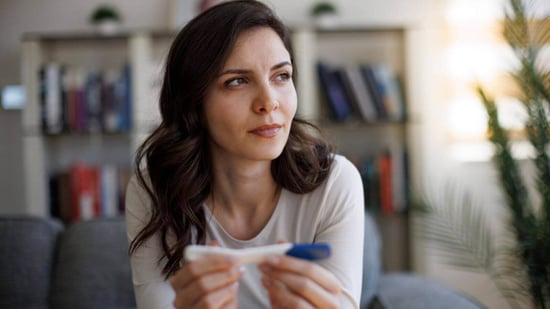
89, 4, 123, 35
310, 1, 338, 28
416, 0, 550, 307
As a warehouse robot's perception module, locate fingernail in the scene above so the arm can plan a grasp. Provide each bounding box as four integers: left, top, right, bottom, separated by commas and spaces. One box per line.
265, 255, 280, 264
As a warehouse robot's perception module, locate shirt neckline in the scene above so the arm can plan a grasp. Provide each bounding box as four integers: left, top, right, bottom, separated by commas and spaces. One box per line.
202, 188, 287, 245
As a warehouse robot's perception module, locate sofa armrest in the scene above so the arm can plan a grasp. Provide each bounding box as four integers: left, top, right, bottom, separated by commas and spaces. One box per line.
373, 273, 486, 309
0, 216, 63, 309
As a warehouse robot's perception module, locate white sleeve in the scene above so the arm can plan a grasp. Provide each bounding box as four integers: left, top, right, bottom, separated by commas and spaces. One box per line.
316, 155, 365, 308
125, 176, 176, 309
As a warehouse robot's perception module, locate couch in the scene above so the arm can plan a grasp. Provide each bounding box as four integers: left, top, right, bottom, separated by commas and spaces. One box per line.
0, 216, 135, 309
0, 214, 484, 309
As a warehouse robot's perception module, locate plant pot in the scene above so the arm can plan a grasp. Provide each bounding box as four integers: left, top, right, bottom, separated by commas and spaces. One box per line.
313, 13, 339, 28
94, 20, 121, 35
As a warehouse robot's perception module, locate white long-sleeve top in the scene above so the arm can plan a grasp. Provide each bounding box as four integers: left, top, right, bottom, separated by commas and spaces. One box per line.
125, 154, 365, 308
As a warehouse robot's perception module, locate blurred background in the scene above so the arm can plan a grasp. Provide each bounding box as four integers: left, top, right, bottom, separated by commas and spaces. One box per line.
2, 0, 548, 308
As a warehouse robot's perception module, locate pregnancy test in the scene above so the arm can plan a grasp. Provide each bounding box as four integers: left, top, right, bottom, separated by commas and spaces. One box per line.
184, 243, 331, 264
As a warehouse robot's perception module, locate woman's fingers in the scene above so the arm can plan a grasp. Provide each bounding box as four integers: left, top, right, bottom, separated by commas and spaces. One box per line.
171, 255, 239, 289
171, 255, 242, 309
262, 267, 339, 308
191, 281, 240, 309
259, 255, 341, 308
184, 265, 244, 304
262, 255, 341, 293
261, 277, 315, 309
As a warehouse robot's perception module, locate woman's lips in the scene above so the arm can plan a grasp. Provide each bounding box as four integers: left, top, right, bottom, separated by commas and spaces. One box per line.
249, 124, 282, 137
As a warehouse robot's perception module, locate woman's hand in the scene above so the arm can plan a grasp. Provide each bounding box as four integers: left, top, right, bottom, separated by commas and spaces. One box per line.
170, 254, 244, 309
259, 255, 342, 309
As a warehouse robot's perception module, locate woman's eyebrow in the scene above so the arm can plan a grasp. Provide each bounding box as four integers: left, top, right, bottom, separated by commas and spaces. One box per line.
271, 61, 292, 70
218, 61, 292, 77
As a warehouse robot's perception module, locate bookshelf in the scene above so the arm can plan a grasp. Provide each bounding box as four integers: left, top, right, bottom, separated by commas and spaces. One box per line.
20, 30, 174, 220
292, 27, 413, 271
21, 27, 416, 269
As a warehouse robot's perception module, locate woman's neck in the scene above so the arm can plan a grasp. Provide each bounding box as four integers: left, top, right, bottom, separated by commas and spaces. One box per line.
207, 158, 281, 239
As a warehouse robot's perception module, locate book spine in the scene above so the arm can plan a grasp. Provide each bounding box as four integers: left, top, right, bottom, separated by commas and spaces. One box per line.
119, 63, 132, 131
85, 72, 102, 133
359, 65, 388, 120
44, 63, 63, 134
316, 62, 352, 121
342, 66, 378, 122
360, 157, 380, 212
372, 64, 405, 121
70, 164, 100, 221
101, 70, 118, 132
100, 164, 119, 217
378, 151, 394, 215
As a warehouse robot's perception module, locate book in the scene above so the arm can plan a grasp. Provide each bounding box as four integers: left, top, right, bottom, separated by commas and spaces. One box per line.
378, 151, 394, 215
49, 164, 130, 222
360, 157, 380, 212
371, 64, 405, 121
101, 70, 118, 132
85, 72, 102, 133
60, 66, 70, 133
359, 64, 388, 120
49, 172, 72, 223
39, 63, 133, 134
64, 68, 77, 132
316, 62, 352, 121
334, 69, 361, 121
63, 66, 84, 132
69, 164, 100, 221
101, 65, 132, 132
41, 63, 64, 134
118, 63, 132, 131
100, 164, 119, 217
392, 149, 409, 212
340, 66, 378, 122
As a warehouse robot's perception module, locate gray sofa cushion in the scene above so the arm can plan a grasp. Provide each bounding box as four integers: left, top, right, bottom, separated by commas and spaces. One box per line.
377, 273, 486, 309
0, 217, 63, 309
49, 217, 135, 309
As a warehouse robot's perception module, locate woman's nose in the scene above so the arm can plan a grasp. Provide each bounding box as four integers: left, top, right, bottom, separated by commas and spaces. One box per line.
252, 84, 279, 113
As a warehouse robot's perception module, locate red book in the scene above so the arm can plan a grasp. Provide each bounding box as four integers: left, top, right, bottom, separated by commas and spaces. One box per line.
69, 164, 100, 221
379, 152, 394, 215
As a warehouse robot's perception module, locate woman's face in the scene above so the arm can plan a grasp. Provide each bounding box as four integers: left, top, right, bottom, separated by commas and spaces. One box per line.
203, 27, 297, 164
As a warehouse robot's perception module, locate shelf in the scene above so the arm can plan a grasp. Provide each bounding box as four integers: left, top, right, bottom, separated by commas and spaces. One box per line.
291, 27, 413, 271
22, 29, 178, 42
20, 27, 415, 265
20, 31, 163, 218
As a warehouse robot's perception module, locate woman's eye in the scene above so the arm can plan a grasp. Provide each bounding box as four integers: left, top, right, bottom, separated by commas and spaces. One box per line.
274, 72, 291, 82
224, 77, 246, 87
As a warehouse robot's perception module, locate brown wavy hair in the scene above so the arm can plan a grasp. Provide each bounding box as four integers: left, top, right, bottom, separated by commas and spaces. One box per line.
129, 0, 334, 278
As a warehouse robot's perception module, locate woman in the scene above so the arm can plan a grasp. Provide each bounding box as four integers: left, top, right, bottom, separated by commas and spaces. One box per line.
126, 1, 364, 308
